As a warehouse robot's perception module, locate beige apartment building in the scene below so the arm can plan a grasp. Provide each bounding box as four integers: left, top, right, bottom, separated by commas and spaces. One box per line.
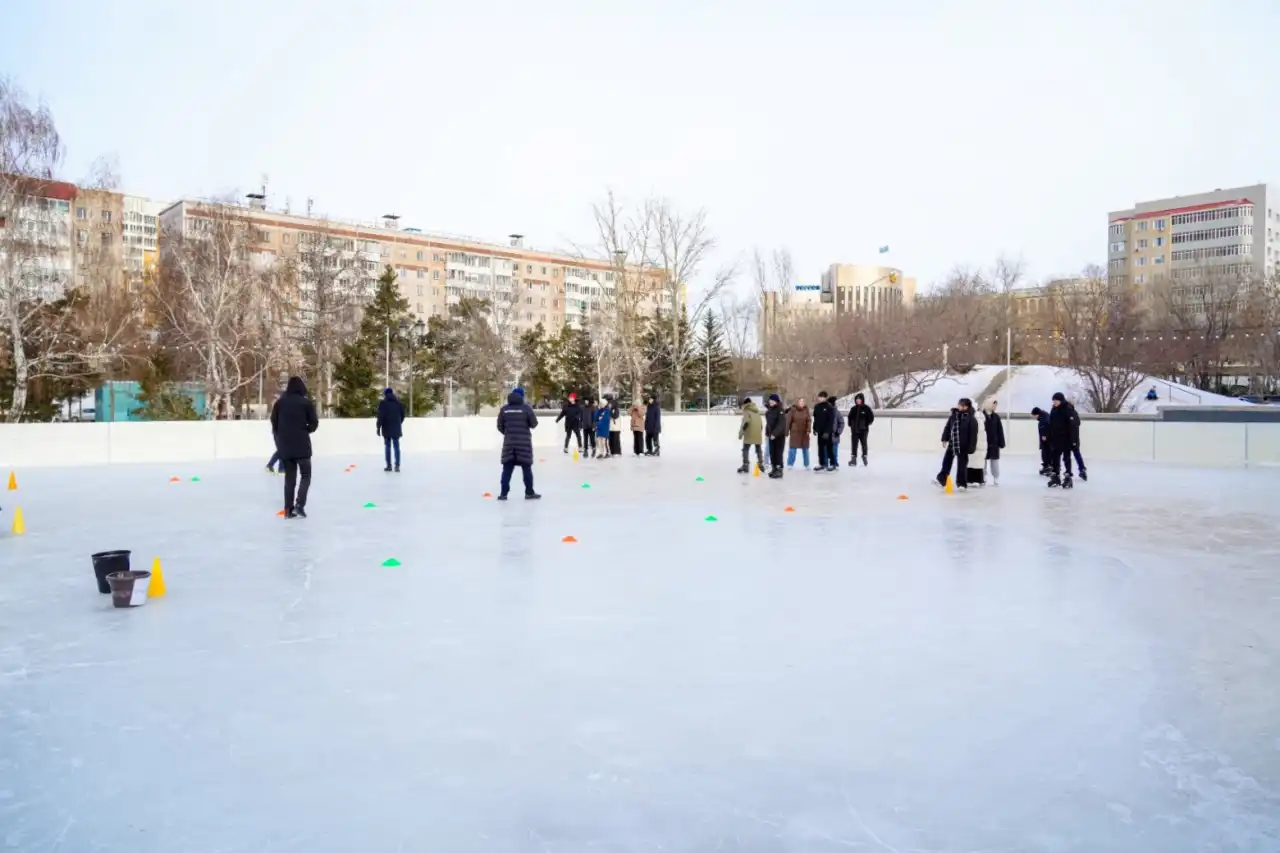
158, 197, 671, 344
761, 263, 916, 350
71, 189, 161, 295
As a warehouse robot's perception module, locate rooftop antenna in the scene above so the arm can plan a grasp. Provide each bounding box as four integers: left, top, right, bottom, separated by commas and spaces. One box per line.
306, 197, 313, 217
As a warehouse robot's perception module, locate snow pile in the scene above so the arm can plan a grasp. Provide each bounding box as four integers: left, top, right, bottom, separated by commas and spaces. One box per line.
838, 365, 1247, 413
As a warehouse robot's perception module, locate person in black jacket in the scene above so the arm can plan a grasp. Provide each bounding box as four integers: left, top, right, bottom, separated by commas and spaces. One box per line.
1046, 392, 1080, 488
1030, 406, 1051, 475
644, 394, 662, 456
270, 376, 319, 518
376, 387, 406, 472
936, 398, 979, 489
812, 391, 836, 472
554, 393, 585, 454
1066, 397, 1088, 481
764, 393, 787, 478
496, 389, 541, 500
847, 393, 875, 466
982, 399, 1006, 486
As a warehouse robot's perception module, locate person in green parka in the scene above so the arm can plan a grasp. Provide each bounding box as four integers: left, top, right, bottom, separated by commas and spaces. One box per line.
736, 398, 764, 474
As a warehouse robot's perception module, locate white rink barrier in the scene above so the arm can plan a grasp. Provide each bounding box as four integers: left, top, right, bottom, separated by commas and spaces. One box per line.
2, 411, 1279, 469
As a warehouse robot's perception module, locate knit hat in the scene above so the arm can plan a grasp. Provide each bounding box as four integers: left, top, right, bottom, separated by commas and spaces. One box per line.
1052, 392, 1066, 403
513, 387, 525, 397
854, 393, 865, 404
568, 393, 576, 400
383, 387, 394, 398
768, 393, 782, 404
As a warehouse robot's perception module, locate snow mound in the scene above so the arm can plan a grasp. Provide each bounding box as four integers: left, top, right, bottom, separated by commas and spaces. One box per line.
838, 365, 1247, 413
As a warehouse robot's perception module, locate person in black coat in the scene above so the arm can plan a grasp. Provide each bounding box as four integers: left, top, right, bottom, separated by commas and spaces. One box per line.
376, 387, 406, 472
1046, 392, 1080, 487
270, 376, 319, 517
1031, 406, 1051, 475
811, 391, 836, 471
554, 393, 585, 454
764, 393, 787, 478
644, 394, 662, 456
1066, 397, 1088, 481
936, 397, 979, 489
496, 389, 540, 500
982, 400, 1006, 486
847, 393, 875, 466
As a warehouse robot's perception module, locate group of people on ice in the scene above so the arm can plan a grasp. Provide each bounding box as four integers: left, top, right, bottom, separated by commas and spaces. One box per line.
736, 391, 877, 479
554, 393, 663, 459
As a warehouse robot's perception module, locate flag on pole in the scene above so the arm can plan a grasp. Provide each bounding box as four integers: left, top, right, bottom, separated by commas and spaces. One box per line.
878, 245, 889, 254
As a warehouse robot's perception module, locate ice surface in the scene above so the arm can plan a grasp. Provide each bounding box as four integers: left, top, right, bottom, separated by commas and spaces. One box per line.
2, 448, 1279, 852
844, 364, 1245, 413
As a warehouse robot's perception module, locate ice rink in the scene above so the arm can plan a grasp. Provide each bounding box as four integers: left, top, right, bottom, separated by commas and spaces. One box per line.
2, 446, 1279, 852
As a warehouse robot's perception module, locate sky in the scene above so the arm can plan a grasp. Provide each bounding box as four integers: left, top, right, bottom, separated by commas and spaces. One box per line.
3, 0, 1279, 300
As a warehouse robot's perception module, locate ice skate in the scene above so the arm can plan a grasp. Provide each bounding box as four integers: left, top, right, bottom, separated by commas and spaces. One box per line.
736, 464, 749, 474
524, 491, 541, 500
394, 464, 400, 472
1079, 469, 1088, 482
826, 464, 836, 472
384, 465, 393, 472
862, 455, 868, 466
265, 465, 275, 474
496, 493, 509, 501
768, 467, 783, 479
1062, 474, 1074, 490
294, 507, 307, 518
1047, 473, 1062, 488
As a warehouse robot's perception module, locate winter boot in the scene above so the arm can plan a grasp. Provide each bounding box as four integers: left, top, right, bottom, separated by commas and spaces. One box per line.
295, 507, 308, 518
862, 455, 868, 466
265, 465, 275, 474
1079, 468, 1088, 482
827, 464, 836, 472
1047, 473, 1062, 488
394, 464, 400, 473
384, 465, 393, 473
525, 491, 542, 500
1062, 473, 1074, 490
497, 493, 509, 501
768, 466, 783, 479
736, 464, 749, 474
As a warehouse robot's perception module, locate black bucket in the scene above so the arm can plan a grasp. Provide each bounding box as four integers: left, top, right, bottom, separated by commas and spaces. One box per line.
91, 550, 131, 595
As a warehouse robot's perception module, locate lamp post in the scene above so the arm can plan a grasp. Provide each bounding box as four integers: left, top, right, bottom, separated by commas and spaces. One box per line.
399, 318, 426, 417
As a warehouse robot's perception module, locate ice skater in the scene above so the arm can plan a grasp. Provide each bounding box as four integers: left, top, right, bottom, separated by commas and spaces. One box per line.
1065, 396, 1088, 481
935, 398, 978, 490
1031, 406, 1051, 475
812, 391, 836, 472
608, 396, 623, 457
983, 399, 1005, 485
593, 399, 612, 458
376, 387, 406, 472
270, 376, 319, 518
555, 393, 585, 454
847, 393, 874, 466
737, 397, 764, 473
629, 400, 645, 456
785, 397, 812, 469
644, 394, 662, 456
580, 398, 596, 457
496, 388, 540, 500
764, 393, 787, 478
831, 400, 846, 469
1046, 392, 1080, 488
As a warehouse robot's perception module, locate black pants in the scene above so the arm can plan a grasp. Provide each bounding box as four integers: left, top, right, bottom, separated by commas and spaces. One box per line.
645, 431, 660, 454
741, 443, 763, 466
1072, 448, 1087, 473
769, 437, 785, 469
1039, 441, 1052, 470
938, 448, 969, 487
609, 431, 622, 456
500, 462, 534, 496
633, 431, 644, 455
816, 433, 834, 467
1052, 447, 1074, 477
564, 427, 583, 451
282, 457, 312, 511
851, 431, 868, 461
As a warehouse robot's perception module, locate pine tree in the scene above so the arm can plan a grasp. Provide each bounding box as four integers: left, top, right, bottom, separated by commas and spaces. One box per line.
696, 311, 735, 403
517, 323, 555, 402
332, 339, 379, 417
562, 327, 597, 398
333, 266, 412, 416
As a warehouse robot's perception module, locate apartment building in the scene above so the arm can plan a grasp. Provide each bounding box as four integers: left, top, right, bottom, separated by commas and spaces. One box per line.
760, 264, 916, 352
0, 177, 76, 301
1108, 183, 1280, 287
158, 198, 672, 344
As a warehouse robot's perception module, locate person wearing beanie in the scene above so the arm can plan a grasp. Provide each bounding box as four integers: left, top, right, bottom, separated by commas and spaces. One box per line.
644, 393, 662, 456
593, 397, 612, 458
847, 392, 875, 466
811, 391, 836, 472
270, 376, 319, 518
555, 392, 585, 454
1046, 392, 1080, 488
764, 393, 787, 477
496, 388, 540, 499
1066, 395, 1088, 481
736, 397, 764, 473
628, 398, 645, 456
581, 398, 597, 457
982, 399, 1006, 486
1031, 406, 1051, 475
376, 387, 406, 472
607, 395, 623, 457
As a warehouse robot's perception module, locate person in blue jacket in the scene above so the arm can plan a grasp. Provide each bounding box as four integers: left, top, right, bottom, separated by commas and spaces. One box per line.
376, 387, 406, 472
594, 399, 612, 458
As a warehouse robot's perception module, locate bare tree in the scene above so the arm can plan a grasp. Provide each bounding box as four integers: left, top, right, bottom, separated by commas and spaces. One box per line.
1239, 271, 1280, 393
151, 202, 286, 418
1151, 265, 1246, 392
1050, 265, 1147, 412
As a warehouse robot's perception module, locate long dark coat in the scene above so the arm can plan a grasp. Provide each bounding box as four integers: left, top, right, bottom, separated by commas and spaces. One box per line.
497, 392, 538, 465
271, 377, 319, 459
376, 394, 405, 439
645, 400, 662, 434
983, 411, 1006, 460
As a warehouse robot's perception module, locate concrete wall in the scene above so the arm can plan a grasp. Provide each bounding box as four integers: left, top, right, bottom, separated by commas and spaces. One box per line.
3, 412, 1279, 469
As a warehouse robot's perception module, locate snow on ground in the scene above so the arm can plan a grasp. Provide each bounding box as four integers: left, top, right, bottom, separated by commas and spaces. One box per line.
840, 364, 1247, 413
2, 448, 1279, 851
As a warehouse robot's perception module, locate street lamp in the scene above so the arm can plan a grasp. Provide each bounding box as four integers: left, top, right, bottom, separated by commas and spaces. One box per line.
399, 318, 426, 417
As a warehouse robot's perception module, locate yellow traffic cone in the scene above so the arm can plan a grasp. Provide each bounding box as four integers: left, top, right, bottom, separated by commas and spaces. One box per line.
753, 465, 761, 477
572, 449, 580, 461
148, 557, 167, 598
6, 472, 16, 491
11, 506, 24, 535
944, 476, 955, 494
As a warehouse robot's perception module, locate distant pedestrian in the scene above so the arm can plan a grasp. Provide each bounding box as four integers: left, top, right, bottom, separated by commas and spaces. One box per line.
935, 397, 978, 490
764, 394, 787, 478
555, 393, 585, 454
629, 400, 645, 455
594, 400, 612, 458
376, 387, 406, 472
786, 397, 812, 469
982, 399, 1006, 486
1046, 392, 1080, 488
812, 391, 837, 471
644, 394, 662, 456
1031, 406, 1051, 475
847, 393, 875, 466
831, 400, 846, 469
496, 388, 540, 500
580, 398, 596, 457
608, 396, 623, 456
270, 376, 319, 518
737, 397, 764, 474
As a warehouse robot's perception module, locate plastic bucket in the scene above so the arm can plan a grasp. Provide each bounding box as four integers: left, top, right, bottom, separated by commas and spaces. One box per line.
106, 570, 151, 608
91, 550, 132, 595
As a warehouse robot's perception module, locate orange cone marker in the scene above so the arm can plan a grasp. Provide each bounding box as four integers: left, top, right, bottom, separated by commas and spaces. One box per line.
562, 535, 578, 543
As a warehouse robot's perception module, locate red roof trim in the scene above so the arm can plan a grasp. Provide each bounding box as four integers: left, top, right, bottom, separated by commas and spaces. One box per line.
1110, 198, 1252, 224
0, 174, 78, 201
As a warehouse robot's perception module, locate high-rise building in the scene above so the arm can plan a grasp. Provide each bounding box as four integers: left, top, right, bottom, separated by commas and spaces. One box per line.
820, 263, 916, 318
158, 198, 671, 345
1107, 183, 1280, 286
0, 177, 75, 301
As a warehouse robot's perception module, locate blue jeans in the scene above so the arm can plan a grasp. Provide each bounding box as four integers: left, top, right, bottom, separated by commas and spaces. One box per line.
500, 462, 534, 496
832, 439, 840, 464
384, 436, 400, 468
787, 447, 810, 468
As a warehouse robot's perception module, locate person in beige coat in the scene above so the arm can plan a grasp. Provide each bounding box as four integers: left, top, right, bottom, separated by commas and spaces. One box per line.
785, 398, 812, 469
629, 402, 645, 456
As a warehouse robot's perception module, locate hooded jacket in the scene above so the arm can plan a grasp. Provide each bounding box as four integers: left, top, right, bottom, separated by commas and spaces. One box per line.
811, 398, 836, 435
786, 404, 812, 448
983, 409, 1006, 460
738, 399, 763, 445
1047, 395, 1080, 451
608, 399, 622, 433
644, 398, 662, 434
497, 390, 538, 465
848, 399, 875, 433
270, 377, 319, 459
594, 404, 612, 437
833, 406, 846, 439
941, 407, 978, 454
629, 403, 644, 431
764, 398, 787, 441
555, 399, 584, 430
376, 389, 406, 439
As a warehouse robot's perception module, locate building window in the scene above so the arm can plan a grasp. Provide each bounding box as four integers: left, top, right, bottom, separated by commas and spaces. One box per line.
1154, 256, 1164, 265
1136, 257, 1146, 267
526, 264, 533, 273
416, 285, 424, 296
1137, 238, 1148, 249
1156, 218, 1166, 231
101, 231, 111, 246
1110, 241, 1125, 253
76, 207, 87, 220
417, 269, 424, 279
76, 229, 88, 245
1138, 221, 1147, 231
432, 270, 439, 280
1155, 237, 1165, 247
416, 250, 424, 261
101, 210, 112, 222
282, 233, 290, 244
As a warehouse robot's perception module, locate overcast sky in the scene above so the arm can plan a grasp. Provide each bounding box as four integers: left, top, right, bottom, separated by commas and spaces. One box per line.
3, 0, 1278, 298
